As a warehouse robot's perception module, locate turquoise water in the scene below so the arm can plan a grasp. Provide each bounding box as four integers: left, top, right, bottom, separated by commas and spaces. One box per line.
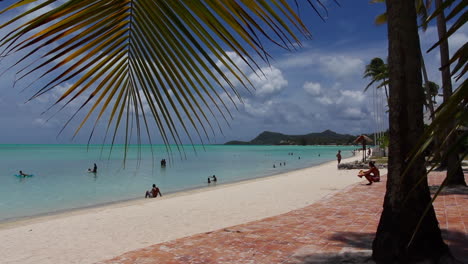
0, 144, 354, 222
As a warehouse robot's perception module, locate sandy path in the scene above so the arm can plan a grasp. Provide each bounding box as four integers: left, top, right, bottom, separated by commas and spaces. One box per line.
0, 155, 384, 264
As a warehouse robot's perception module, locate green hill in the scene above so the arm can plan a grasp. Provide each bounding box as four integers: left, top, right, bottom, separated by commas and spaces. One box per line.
225, 130, 356, 145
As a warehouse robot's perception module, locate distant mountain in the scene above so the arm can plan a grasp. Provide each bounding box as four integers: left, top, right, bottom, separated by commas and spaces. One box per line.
225, 130, 356, 145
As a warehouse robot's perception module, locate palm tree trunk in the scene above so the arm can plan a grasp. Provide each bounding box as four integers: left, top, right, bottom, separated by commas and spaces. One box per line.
420, 49, 436, 119
435, 0, 466, 186
383, 81, 389, 102
372, 0, 451, 262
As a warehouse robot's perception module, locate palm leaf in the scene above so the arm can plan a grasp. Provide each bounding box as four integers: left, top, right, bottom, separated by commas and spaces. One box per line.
0, 0, 319, 157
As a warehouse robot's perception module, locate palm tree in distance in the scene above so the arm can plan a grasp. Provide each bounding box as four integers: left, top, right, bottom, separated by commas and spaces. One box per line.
432, 0, 466, 186
424, 81, 438, 120
363, 57, 389, 148
363, 57, 389, 103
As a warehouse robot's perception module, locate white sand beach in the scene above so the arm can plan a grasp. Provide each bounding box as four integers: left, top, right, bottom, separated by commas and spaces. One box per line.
0, 155, 385, 264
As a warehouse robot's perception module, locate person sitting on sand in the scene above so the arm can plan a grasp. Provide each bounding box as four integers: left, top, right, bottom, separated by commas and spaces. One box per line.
145, 184, 162, 198
19, 170, 30, 177
358, 161, 380, 185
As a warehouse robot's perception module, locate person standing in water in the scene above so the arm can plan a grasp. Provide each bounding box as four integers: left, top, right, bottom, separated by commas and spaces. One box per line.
336, 150, 342, 165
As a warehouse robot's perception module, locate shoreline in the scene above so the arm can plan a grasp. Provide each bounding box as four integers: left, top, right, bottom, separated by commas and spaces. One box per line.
0, 154, 352, 227
0, 155, 382, 264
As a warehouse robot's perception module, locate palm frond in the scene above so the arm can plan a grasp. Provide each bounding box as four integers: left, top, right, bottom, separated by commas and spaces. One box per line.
0, 0, 317, 156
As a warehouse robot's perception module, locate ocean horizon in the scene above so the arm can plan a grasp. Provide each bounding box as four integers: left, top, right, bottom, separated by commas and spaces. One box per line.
0, 144, 356, 222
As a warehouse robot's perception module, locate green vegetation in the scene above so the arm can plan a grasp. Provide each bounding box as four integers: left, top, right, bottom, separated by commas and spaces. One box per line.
371, 157, 388, 164
225, 130, 356, 145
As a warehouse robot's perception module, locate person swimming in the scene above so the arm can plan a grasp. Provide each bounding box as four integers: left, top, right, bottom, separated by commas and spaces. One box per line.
19, 170, 30, 177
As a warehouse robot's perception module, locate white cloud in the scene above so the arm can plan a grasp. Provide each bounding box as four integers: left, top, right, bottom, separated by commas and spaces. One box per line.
318, 96, 333, 105
318, 55, 364, 77
303, 81, 322, 95
277, 51, 365, 79
243, 99, 274, 117
215, 51, 249, 72
337, 90, 366, 104
249, 66, 287, 97
342, 107, 364, 119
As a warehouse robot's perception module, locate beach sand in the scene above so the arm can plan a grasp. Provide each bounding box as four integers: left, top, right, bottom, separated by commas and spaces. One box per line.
0, 155, 384, 264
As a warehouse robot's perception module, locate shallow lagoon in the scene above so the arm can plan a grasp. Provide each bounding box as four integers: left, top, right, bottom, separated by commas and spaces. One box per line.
0, 144, 354, 221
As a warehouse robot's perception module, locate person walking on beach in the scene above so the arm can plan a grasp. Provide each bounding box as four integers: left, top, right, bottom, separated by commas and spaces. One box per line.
145, 184, 162, 198
336, 150, 342, 165
358, 161, 380, 185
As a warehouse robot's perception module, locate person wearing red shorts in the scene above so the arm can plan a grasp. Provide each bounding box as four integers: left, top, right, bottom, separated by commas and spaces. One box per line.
358, 161, 380, 185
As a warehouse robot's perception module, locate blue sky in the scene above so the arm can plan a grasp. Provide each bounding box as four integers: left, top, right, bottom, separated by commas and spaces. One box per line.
0, 1, 466, 144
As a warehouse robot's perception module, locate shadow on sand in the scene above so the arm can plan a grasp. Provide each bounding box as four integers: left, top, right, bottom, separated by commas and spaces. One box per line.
429, 184, 468, 196
287, 231, 374, 263
287, 229, 466, 263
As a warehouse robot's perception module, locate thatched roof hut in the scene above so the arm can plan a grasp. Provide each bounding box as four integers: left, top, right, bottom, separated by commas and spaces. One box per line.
354, 135, 373, 144
354, 135, 373, 162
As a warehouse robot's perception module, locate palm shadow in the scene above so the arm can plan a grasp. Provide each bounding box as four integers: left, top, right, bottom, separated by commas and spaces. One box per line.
440, 229, 468, 263
429, 185, 468, 196
287, 232, 375, 263
328, 232, 374, 249
287, 230, 467, 263
288, 251, 374, 264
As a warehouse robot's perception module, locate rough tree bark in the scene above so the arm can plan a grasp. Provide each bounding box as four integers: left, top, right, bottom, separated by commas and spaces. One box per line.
372, 0, 452, 262
435, 0, 466, 186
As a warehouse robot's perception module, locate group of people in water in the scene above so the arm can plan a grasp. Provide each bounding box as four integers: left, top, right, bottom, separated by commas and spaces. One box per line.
273, 162, 287, 168
145, 174, 219, 199
207, 175, 217, 183
18, 163, 98, 178
87, 163, 98, 173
